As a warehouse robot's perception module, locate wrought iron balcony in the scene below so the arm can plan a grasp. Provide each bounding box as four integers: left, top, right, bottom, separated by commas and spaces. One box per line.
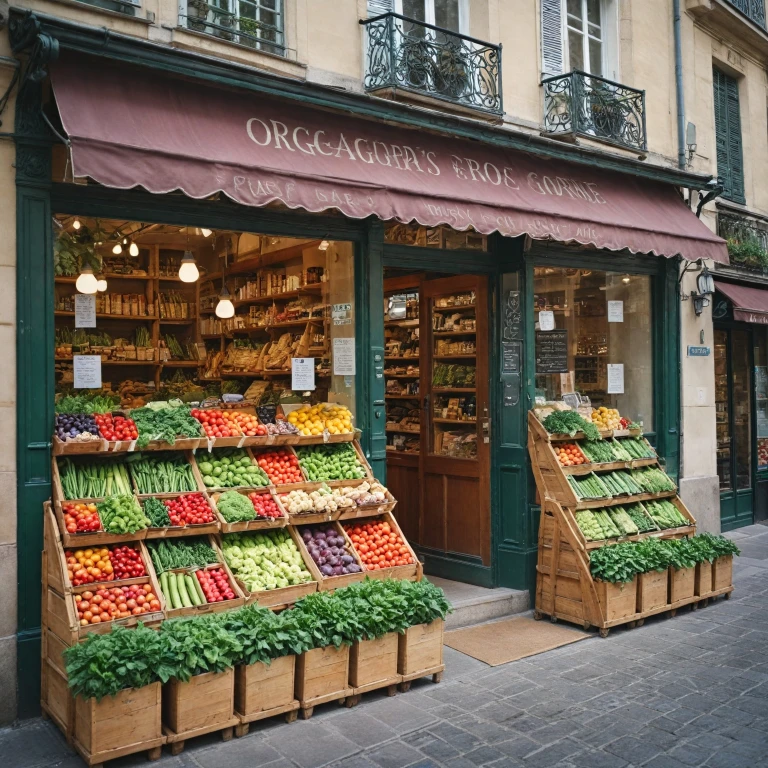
542, 71, 647, 153
180, 0, 285, 56
718, 212, 768, 272
360, 13, 503, 117
725, 0, 766, 28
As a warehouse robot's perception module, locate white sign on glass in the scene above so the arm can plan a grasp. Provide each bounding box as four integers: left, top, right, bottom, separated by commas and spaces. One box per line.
538, 310, 555, 331
607, 364, 625, 394
74, 294, 97, 328
607, 301, 624, 323
73, 355, 102, 389
333, 337, 356, 376
291, 358, 315, 391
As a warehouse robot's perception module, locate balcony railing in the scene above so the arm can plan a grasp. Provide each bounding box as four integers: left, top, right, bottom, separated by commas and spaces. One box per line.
180, 0, 285, 56
718, 212, 768, 271
725, 0, 766, 28
360, 13, 503, 117
542, 70, 647, 153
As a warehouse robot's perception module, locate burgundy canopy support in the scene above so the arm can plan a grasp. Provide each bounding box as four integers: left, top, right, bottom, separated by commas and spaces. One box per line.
51, 52, 728, 264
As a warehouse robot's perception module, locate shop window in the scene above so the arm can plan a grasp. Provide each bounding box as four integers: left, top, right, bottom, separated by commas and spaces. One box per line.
756, 329, 768, 471
180, 0, 284, 56
53, 217, 355, 420
384, 222, 487, 250
533, 267, 653, 427
713, 67, 746, 205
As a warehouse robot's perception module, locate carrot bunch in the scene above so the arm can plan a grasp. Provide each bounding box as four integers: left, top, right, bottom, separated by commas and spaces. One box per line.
344, 520, 413, 569
557, 443, 587, 466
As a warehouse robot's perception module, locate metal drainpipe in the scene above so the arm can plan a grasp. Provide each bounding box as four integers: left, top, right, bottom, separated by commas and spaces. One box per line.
674, 0, 687, 169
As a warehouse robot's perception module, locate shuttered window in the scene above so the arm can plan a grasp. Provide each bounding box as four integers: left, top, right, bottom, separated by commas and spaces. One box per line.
368, 0, 393, 15
713, 68, 746, 205
541, 0, 564, 77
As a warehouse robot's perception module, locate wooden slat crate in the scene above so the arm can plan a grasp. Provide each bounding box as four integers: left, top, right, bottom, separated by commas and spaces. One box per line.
295, 645, 353, 719
345, 633, 401, 706
397, 619, 445, 691
234, 655, 299, 736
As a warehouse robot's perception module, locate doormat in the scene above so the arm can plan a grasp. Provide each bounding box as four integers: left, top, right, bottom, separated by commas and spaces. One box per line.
444, 616, 589, 666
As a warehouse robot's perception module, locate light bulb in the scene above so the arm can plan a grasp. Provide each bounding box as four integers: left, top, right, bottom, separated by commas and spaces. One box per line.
72, 218, 81, 231
319, 240, 329, 251
622, 276, 631, 284
201, 228, 212, 238
96, 279, 108, 292
122, 237, 128, 245
112, 243, 122, 255
129, 242, 139, 257
76, 267, 98, 294
215, 285, 235, 319
178, 251, 199, 283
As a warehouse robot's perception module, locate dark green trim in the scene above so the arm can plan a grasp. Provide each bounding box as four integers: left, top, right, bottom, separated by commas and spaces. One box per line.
9, 9, 716, 191
418, 548, 494, 588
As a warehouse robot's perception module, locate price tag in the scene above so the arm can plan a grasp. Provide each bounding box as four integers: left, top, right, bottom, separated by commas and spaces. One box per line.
207, 437, 214, 453
237, 435, 247, 448
127, 439, 137, 453
323, 428, 330, 444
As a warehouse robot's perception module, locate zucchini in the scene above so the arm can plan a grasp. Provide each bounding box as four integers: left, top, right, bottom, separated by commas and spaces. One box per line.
192, 572, 207, 604
186, 574, 201, 606
176, 572, 193, 608
168, 571, 181, 609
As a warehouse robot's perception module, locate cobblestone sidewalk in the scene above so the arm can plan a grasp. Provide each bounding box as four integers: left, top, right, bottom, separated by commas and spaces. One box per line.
5, 523, 768, 768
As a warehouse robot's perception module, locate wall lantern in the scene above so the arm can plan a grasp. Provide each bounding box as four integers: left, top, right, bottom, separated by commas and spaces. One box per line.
679, 260, 715, 316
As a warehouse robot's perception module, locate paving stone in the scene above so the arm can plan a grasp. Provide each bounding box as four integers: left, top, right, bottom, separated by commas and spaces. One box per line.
567, 748, 629, 768
496, 736, 541, 760
368, 742, 426, 768
460, 745, 507, 765
328, 712, 400, 749
603, 735, 662, 765
267, 721, 358, 768
520, 737, 581, 767
193, 737, 283, 768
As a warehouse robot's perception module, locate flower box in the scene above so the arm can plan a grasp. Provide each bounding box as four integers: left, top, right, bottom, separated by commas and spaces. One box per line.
234, 655, 299, 735
397, 619, 445, 689
637, 569, 669, 613
595, 578, 637, 623
669, 566, 695, 604
712, 555, 733, 592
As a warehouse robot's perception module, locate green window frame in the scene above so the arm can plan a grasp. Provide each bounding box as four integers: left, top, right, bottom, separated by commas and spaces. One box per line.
713, 67, 746, 205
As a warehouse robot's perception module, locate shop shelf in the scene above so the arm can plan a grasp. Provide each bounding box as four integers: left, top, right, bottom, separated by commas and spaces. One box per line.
55, 311, 158, 321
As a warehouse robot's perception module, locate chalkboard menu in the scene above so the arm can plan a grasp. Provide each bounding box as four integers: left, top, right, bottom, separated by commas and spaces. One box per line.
536, 330, 568, 374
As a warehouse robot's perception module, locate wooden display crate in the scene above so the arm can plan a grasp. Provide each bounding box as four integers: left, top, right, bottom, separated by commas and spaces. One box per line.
274, 482, 345, 524
340, 512, 421, 582
73, 683, 164, 767
211, 487, 289, 533
296, 645, 353, 719
246, 445, 308, 491
159, 564, 245, 618
397, 619, 445, 691
637, 570, 669, 613
139, 493, 221, 539
595, 579, 638, 623
163, 669, 239, 755
53, 498, 148, 549
346, 634, 401, 705
234, 655, 299, 736
52, 437, 107, 456
695, 560, 713, 597
670, 566, 696, 604
294, 520, 366, 591
713, 555, 733, 592
128, 450, 207, 495
236, 526, 318, 609
336, 484, 398, 520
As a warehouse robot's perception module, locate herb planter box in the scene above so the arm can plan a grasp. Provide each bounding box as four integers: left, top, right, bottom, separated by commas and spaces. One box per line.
594, 578, 637, 623
163, 669, 239, 755
637, 570, 669, 613
234, 655, 299, 736
73, 683, 164, 766
347, 633, 401, 703
713, 555, 733, 592
695, 560, 713, 597
296, 645, 353, 718
669, 566, 695, 604
397, 619, 445, 691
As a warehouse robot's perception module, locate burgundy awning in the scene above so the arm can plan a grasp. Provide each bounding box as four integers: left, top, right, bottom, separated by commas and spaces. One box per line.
51, 52, 728, 263
716, 280, 768, 324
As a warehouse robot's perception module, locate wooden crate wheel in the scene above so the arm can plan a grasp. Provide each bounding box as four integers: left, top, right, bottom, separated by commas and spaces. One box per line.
147, 746, 162, 761
398, 681, 411, 693
300, 707, 313, 720
533, 610, 543, 621
599, 628, 610, 638
432, 671, 443, 683
725, 592, 731, 600
628, 621, 637, 629
582, 622, 591, 630
286, 710, 299, 723
235, 723, 249, 738
550, 616, 558, 624
386, 684, 398, 697
636, 618, 644, 627
221, 727, 233, 742
344, 694, 361, 708
170, 742, 185, 757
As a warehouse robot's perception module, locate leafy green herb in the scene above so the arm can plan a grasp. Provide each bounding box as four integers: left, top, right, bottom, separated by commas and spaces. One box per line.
127, 452, 197, 494
147, 538, 218, 573
142, 497, 171, 527
130, 405, 203, 448
542, 411, 601, 441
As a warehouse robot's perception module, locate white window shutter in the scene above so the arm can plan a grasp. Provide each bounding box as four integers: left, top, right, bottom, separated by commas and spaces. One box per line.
541, 0, 564, 78
368, 0, 394, 16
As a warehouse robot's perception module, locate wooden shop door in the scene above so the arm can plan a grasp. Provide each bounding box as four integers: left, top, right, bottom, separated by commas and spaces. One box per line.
419, 274, 491, 566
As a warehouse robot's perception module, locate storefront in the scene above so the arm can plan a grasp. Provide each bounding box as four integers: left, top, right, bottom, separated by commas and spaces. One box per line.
11, 17, 728, 717
712, 281, 768, 529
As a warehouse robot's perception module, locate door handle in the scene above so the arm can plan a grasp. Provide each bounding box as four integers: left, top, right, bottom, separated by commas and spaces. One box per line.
422, 394, 430, 412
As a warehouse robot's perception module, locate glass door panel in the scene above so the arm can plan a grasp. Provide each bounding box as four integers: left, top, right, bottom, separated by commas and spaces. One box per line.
715, 330, 731, 491
733, 330, 752, 490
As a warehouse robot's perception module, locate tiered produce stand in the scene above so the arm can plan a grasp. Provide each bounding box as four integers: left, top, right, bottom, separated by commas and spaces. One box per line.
528, 411, 734, 637
41, 423, 442, 766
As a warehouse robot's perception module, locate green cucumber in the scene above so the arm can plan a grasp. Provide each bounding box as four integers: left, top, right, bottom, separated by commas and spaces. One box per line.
185, 574, 201, 606
192, 572, 207, 604
176, 572, 193, 608
168, 571, 181, 609
160, 571, 169, 598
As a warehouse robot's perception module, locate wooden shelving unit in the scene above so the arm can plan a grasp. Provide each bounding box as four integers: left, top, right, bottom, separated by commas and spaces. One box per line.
527, 411, 735, 637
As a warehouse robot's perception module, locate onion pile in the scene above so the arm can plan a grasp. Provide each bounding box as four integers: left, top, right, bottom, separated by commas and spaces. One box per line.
300, 525, 362, 577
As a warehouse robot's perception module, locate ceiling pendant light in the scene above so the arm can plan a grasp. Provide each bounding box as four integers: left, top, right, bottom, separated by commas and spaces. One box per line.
178, 251, 200, 283
215, 284, 235, 319
96, 279, 108, 292
319, 239, 330, 251
128, 240, 140, 257
200, 228, 212, 238
112, 242, 123, 255
72, 218, 81, 231
76, 267, 98, 294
